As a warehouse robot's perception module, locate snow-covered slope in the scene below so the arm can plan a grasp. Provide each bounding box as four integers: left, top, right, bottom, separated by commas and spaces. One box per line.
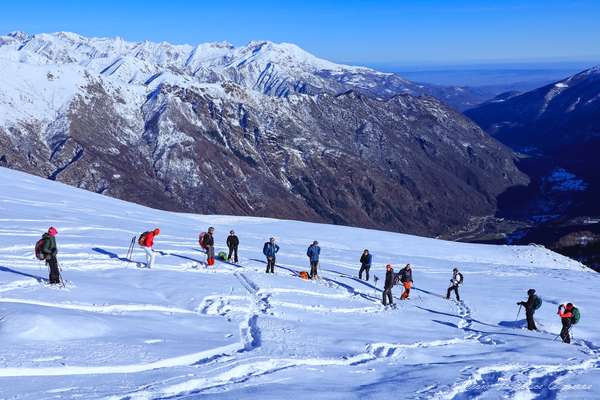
0, 167, 598, 399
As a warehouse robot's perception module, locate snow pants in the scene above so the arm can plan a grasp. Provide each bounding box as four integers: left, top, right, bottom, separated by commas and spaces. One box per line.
47, 256, 60, 284
382, 287, 393, 306
525, 309, 537, 330
144, 246, 155, 268
359, 264, 370, 281
207, 246, 215, 266
560, 318, 572, 343
310, 260, 319, 279
446, 285, 460, 301
266, 257, 276, 273
401, 282, 412, 300
227, 245, 238, 263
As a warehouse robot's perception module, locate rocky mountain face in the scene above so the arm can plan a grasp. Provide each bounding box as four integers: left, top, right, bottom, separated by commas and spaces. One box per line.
464, 66, 600, 267
0, 31, 526, 236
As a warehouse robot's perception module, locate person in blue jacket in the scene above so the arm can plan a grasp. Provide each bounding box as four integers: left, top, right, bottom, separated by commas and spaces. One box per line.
359, 249, 372, 281
263, 237, 280, 274
306, 240, 321, 279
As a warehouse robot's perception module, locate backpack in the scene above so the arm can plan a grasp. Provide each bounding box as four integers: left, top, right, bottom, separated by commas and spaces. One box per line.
138, 231, 150, 246
199, 232, 207, 249
457, 272, 464, 284
217, 251, 227, 260
533, 296, 542, 310
571, 307, 581, 325
299, 271, 309, 280
35, 236, 46, 260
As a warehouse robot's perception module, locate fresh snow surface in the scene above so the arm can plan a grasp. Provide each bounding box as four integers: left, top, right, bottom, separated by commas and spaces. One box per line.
0, 167, 598, 399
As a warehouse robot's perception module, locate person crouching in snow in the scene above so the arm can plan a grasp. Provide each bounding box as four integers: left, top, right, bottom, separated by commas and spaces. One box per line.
399, 264, 413, 300
141, 228, 160, 268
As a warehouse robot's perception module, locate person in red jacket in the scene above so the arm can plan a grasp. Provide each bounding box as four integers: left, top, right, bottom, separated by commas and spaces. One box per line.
558, 303, 574, 344
142, 228, 160, 268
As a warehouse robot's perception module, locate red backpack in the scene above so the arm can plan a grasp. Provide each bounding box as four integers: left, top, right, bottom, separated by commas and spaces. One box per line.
35, 236, 46, 260
138, 231, 150, 246
199, 232, 207, 249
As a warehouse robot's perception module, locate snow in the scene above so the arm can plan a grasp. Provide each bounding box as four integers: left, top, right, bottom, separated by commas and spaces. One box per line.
0, 166, 599, 399
545, 168, 588, 192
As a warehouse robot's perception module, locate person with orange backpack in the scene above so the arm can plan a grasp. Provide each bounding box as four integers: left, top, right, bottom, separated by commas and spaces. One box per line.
398, 264, 413, 300
139, 228, 160, 268
37, 227, 60, 284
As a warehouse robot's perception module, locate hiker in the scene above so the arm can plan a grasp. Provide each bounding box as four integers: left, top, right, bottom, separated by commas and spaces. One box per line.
382, 264, 394, 306
557, 303, 580, 344
263, 237, 279, 274
446, 267, 463, 301
306, 241, 320, 279
41, 227, 60, 284
141, 228, 160, 268
201, 227, 215, 266
398, 264, 413, 300
517, 289, 541, 331
359, 249, 372, 281
226, 230, 239, 263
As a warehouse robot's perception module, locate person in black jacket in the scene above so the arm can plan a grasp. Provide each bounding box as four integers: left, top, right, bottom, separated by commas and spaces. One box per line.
517, 289, 540, 331
382, 264, 394, 306
359, 249, 372, 281
203, 227, 215, 266
42, 226, 60, 284
226, 230, 239, 263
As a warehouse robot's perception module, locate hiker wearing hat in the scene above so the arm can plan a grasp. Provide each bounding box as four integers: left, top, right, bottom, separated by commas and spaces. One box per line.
41, 227, 60, 284
201, 227, 216, 266
141, 228, 160, 268
558, 303, 576, 343
226, 230, 239, 263
263, 237, 280, 274
382, 264, 394, 306
399, 264, 413, 300
446, 267, 463, 301
306, 241, 321, 279
359, 249, 372, 281
517, 289, 542, 331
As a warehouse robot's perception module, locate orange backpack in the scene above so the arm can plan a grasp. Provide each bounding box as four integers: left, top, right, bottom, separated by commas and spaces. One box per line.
299, 271, 309, 280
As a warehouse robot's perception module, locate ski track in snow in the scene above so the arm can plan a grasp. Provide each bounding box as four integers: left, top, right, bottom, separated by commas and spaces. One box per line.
0, 169, 596, 399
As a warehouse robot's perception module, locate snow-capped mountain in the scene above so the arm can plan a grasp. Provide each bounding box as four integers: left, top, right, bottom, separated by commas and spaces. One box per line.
0, 31, 526, 237
0, 166, 597, 399
465, 65, 600, 151
0, 31, 486, 108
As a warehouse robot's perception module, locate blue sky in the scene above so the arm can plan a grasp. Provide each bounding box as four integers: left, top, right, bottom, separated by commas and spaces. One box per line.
1, 0, 599, 65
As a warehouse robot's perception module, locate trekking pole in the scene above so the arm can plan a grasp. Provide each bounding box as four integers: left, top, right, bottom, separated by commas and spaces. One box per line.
58, 262, 66, 288
127, 236, 136, 261
515, 305, 522, 321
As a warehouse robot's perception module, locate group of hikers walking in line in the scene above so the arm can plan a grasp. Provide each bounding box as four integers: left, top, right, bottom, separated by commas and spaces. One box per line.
34, 226, 581, 344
